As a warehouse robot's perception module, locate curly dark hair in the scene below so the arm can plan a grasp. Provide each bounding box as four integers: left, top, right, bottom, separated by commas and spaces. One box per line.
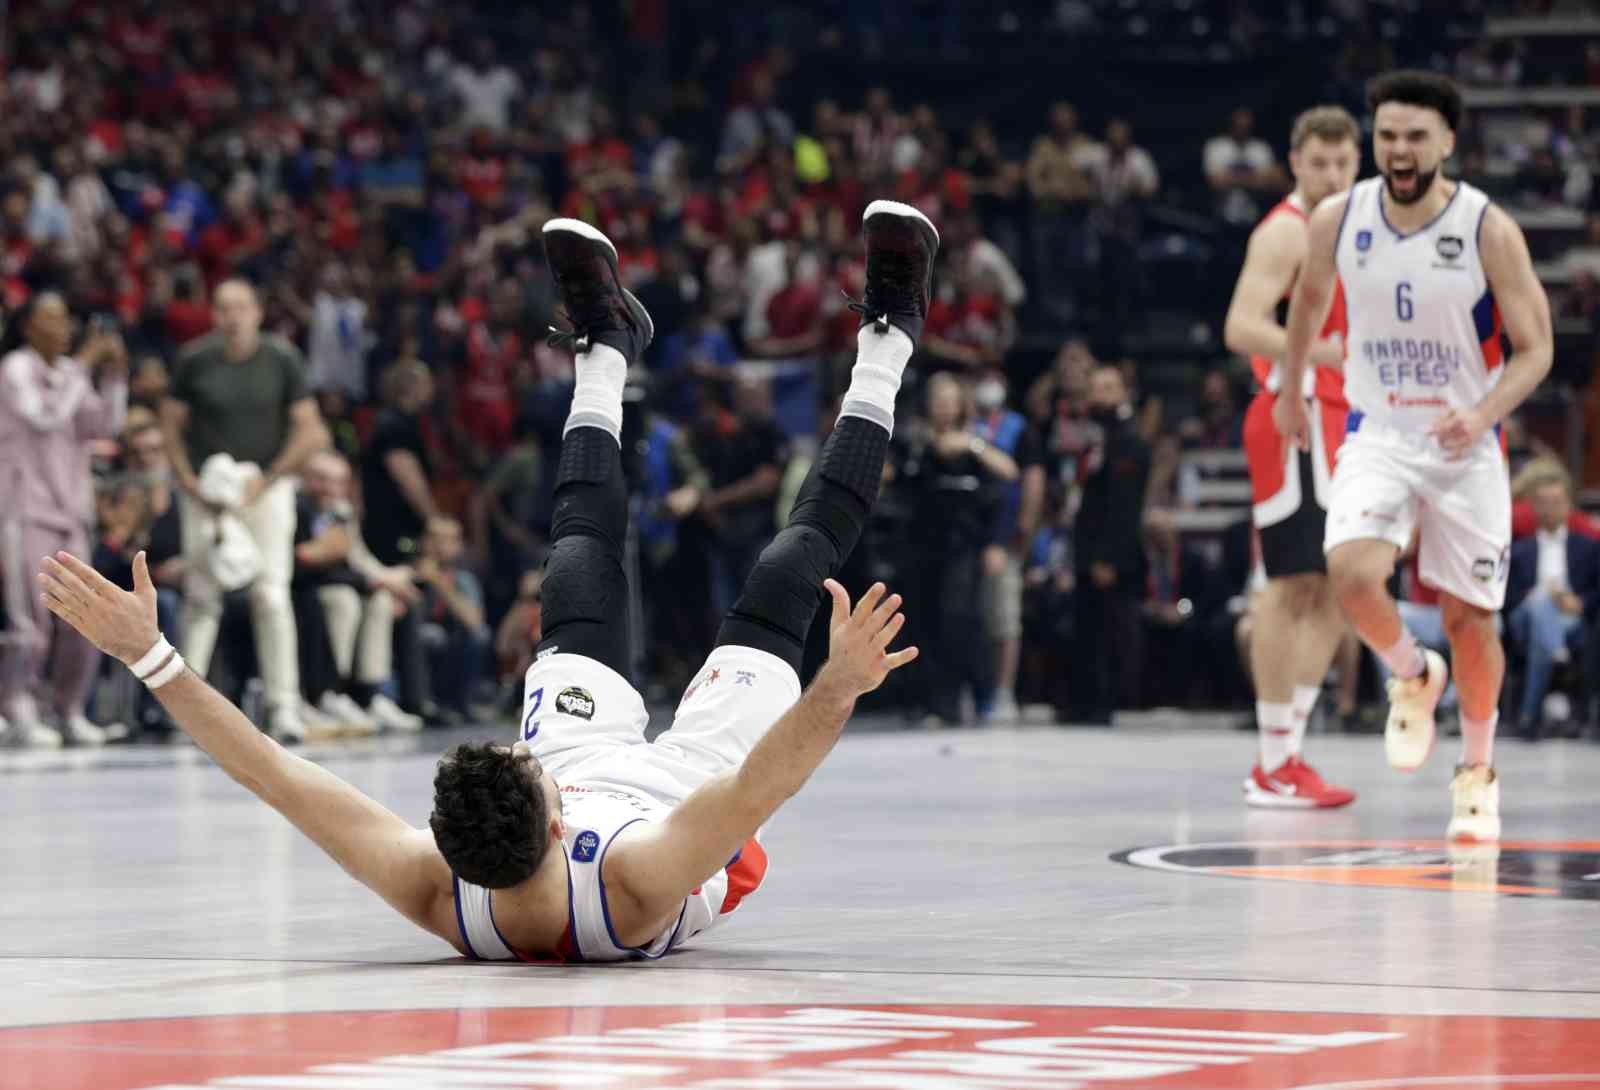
1367, 69, 1463, 132
429, 741, 551, 889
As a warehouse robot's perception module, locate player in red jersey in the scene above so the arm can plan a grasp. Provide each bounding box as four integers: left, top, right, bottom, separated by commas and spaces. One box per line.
1223, 106, 1361, 808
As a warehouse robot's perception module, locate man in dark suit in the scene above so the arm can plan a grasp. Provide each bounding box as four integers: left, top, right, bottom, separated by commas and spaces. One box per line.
1505, 469, 1600, 737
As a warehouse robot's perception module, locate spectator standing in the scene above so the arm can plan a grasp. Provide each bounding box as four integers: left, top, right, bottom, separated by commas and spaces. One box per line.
894, 372, 1019, 726
161, 279, 329, 742
0, 294, 128, 746
972, 369, 1041, 723
361, 360, 440, 567
1505, 468, 1600, 740
1070, 365, 1151, 725
1027, 102, 1104, 329
689, 377, 788, 621
1091, 119, 1160, 349
306, 263, 371, 403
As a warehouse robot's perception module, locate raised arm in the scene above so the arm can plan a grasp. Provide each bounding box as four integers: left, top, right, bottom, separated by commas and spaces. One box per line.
37, 550, 462, 950
1430, 203, 1554, 458
603, 580, 917, 942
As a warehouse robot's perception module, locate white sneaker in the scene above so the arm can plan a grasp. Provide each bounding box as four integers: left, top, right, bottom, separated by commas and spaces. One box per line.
268, 706, 307, 744
368, 693, 424, 732
4, 697, 63, 749
297, 703, 346, 741
988, 693, 1021, 724
1384, 648, 1447, 771
57, 713, 107, 747
1448, 764, 1501, 843
319, 691, 379, 736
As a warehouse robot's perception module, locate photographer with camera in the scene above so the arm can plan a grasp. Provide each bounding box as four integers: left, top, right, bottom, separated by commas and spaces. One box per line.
0, 293, 127, 746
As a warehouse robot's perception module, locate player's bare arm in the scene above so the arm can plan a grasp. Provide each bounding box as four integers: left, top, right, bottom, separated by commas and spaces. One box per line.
1276, 193, 1349, 448
1223, 213, 1343, 366
37, 550, 463, 950
1429, 204, 1554, 459
603, 580, 916, 945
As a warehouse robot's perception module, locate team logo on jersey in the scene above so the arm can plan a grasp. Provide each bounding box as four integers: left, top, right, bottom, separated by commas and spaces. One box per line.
572, 830, 600, 862
556, 686, 595, 720
1114, 839, 1600, 899
1436, 234, 1465, 260
1355, 229, 1372, 251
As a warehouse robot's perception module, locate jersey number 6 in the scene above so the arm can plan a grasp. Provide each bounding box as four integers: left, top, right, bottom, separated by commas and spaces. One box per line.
1396, 282, 1414, 322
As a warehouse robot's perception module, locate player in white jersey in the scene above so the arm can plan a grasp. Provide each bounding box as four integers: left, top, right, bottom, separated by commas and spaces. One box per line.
1276, 71, 1554, 842
36, 202, 934, 962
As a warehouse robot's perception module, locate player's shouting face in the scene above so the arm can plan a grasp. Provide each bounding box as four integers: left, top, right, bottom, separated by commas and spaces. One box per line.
1374, 101, 1455, 206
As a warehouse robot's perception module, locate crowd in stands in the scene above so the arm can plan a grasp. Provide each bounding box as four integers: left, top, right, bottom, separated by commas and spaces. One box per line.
3, 0, 1600, 746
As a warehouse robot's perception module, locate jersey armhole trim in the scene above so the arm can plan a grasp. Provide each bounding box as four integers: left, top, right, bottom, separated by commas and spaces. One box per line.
597, 817, 676, 958
452, 876, 480, 960
1475, 197, 1490, 251
1332, 190, 1355, 258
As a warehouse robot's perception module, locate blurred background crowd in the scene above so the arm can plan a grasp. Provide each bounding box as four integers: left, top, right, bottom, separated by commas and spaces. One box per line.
5, 0, 1600, 746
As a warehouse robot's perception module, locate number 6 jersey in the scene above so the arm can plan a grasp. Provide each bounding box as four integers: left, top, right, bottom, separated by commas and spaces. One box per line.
1334, 176, 1502, 434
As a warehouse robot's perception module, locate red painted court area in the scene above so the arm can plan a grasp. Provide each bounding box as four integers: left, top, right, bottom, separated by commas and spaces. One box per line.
4, 1005, 1599, 1090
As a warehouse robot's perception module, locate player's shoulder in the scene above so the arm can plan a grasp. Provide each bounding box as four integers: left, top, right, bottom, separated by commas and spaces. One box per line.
1248, 200, 1311, 250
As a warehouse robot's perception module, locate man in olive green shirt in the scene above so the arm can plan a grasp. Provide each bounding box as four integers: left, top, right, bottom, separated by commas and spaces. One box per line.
161, 279, 329, 741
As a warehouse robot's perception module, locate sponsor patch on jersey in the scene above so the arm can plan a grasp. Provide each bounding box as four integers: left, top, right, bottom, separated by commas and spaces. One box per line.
1436, 234, 1464, 260
556, 686, 595, 720
572, 830, 600, 863
1355, 228, 1372, 251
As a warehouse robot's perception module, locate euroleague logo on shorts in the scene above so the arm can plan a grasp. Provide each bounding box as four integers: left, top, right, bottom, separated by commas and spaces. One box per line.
1113, 839, 1600, 899
556, 685, 595, 720
1471, 545, 1510, 584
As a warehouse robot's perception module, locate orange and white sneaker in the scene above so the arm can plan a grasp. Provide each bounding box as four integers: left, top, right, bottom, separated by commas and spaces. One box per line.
1385, 648, 1447, 771
1447, 764, 1500, 843
1243, 756, 1357, 809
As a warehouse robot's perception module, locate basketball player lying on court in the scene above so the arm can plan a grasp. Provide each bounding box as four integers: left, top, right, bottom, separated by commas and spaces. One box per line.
36, 201, 938, 962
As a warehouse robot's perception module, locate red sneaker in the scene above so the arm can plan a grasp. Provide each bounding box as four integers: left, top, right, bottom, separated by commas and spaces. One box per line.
1243, 756, 1357, 809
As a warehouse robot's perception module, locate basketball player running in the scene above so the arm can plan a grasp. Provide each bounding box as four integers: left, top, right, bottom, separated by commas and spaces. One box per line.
35, 201, 936, 961
1277, 71, 1553, 842
1223, 105, 1361, 809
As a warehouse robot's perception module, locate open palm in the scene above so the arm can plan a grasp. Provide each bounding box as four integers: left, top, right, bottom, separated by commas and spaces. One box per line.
38, 550, 161, 666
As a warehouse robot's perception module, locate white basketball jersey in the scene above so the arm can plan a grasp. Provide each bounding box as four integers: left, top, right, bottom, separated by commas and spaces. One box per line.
454, 784, 766, 963
1334, 177, 1502, 434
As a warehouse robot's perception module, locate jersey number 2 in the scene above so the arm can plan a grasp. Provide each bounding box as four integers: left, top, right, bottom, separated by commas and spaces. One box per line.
1395, 282, 1414, 322
521, 687, 544, 740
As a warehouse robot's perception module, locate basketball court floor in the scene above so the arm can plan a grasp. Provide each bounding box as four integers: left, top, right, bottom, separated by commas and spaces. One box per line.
3, 722, 1597, 1089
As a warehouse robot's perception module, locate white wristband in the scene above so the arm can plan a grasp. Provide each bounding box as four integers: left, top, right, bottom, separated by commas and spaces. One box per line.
129, 636, 175, 680
144, 653, 187, 691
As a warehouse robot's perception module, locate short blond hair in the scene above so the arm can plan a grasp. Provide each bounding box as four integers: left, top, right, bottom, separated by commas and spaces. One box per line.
1511, 456, 1571, 500
1290, 105, 1359, 151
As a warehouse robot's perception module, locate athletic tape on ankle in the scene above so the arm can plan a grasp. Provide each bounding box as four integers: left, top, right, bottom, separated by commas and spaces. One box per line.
144, 652, 187, 691
129, 636, 175, 680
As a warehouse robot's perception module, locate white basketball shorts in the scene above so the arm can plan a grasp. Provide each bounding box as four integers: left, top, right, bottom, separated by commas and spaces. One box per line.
1323, 413, 1510, 611
519, 645, 802, 805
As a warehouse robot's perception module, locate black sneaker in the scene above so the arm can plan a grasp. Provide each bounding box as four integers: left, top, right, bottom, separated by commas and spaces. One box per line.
541, 218, 655, 364
852, 199, 939, 344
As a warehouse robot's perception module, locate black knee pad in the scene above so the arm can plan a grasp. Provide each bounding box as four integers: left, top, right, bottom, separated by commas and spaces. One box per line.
541, 534, 623, 624
717, 524, 840, 662
815, 416, 889, 508
556, 426, 618, 488
551, 428, 627, 547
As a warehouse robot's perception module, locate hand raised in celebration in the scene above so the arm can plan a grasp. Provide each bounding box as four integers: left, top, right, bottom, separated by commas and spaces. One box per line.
38, 550, 161, 666
820, 579, 918, 699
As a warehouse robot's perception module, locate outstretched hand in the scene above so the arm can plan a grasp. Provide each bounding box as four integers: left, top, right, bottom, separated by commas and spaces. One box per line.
38, 550, 161, 666
820, 579, 918, 698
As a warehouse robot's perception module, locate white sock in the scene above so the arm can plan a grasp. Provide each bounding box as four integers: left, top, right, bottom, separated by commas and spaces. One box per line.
1376, 631, 1425, 681
1460, 709, 1498, 767
1257, 700, 1295, 770
839, 324, 914, 435
564, 343, 627, 442
1290, 684, 1319, 756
